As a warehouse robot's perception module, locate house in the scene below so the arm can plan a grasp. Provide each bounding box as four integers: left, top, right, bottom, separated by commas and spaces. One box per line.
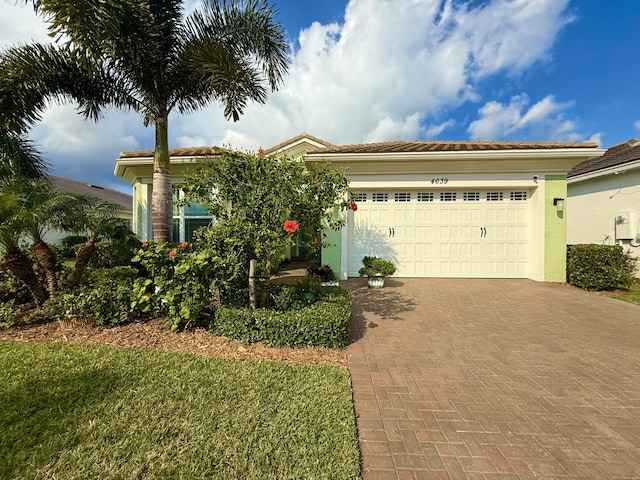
44, 176, 133, 244
114, 133, 603, 282
567, 139, 640, 271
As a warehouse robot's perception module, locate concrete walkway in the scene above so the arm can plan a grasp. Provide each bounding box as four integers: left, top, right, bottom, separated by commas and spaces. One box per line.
343, 278, 640, 479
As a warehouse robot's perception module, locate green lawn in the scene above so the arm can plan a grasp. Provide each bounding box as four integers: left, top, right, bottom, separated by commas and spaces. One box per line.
614, 280, 640, 305
0, 342, 361, 479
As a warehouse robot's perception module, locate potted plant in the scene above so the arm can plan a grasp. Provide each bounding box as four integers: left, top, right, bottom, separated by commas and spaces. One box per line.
359, 256, 396, 288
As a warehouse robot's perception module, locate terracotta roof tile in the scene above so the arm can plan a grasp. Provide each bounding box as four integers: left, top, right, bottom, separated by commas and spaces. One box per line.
264, 132, 334, 154
308, 140, 599, 154
119, 146, 223, 159
568, 139, 640, 177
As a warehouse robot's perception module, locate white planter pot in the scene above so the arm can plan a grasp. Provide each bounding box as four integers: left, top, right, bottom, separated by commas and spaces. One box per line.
367, 275, 385, 288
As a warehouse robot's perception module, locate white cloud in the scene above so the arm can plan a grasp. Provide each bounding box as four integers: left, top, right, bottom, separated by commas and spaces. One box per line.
468, 94, 596, 142
1, 0, 584, 187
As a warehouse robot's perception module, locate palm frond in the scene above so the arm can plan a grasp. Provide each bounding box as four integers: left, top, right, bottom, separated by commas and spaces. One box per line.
0, 131, 48, 181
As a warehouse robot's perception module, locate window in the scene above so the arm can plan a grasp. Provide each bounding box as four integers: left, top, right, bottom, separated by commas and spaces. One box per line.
394, 192, 411, 202
372, 193, 389, 202
486, 192, 504, 202
510, 191, 528, 201
356, 193, 367, 202
463, 192, 480, 201
417, 192, 434, 202
172, 188, 214, 242
440, 192, 457, 202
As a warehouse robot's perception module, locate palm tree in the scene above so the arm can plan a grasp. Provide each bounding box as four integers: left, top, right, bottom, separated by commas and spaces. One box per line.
0, 0, 289, 241
0, 190, 48, 305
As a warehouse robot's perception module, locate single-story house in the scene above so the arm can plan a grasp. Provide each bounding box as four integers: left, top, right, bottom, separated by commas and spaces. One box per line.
114, 133, 603, 282
44, 176, 133, 244
567, 139, 640, 271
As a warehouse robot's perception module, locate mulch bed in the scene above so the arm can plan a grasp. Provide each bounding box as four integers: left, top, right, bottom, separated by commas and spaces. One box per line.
0, 317, 348, 368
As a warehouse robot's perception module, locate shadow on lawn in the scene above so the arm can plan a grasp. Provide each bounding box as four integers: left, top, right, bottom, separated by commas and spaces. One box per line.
342, 277, 418, 342
0, 368, 120, 478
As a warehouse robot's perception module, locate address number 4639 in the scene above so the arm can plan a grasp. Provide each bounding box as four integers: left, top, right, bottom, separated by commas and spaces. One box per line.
430, 177, 449, 184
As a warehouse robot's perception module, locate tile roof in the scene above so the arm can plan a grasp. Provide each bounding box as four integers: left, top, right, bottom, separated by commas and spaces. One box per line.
51, 176, 132, 212
308, 140, 599, 154
119, 146, 223, 159
264, 132, 334, 154
568, 139, 640, 178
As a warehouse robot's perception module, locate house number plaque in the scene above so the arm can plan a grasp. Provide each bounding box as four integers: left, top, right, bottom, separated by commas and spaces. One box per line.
430, 177, 449, 184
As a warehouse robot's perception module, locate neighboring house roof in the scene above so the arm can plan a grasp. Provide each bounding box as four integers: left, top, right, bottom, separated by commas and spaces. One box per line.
568, 139, 640, 178
308, 140, 599, 154
51, 175, 132, 213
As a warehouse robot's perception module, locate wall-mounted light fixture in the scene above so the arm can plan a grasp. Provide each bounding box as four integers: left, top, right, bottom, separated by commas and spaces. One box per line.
553, 197, 565, 213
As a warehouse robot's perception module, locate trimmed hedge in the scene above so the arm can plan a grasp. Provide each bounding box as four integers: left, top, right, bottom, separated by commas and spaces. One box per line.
211, 287, 352, 348
567, 244, 637, 291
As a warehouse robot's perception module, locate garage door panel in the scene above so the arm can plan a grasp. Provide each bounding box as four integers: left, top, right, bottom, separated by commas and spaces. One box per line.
347, 190, 530, 278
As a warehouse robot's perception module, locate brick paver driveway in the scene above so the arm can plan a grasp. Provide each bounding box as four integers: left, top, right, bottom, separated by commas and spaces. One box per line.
344, 278, 640, 479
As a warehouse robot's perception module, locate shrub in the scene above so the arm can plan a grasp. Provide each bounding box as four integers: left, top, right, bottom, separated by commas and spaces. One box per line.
567, 244, 638, 291
0, 270, 31, 305
307, 264, 335, 282
45, 266, 138, 326
211, 287, 352, 348
359, 256, 396, 277
0, 300, 22, 329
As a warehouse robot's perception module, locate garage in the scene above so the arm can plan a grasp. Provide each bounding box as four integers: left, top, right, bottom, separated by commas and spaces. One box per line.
347, 189, 531, 278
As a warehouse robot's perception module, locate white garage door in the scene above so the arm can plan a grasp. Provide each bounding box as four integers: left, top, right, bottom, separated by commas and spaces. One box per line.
347, 190, 530, 278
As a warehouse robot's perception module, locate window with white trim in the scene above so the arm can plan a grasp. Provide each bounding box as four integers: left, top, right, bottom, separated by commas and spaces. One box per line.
172, 188, 214, 242
394, 192, 411, 202
440, 192, 457, 202
486, 192, 504, 202
356, 193, 367, 202
372, 193, 389, 202
417, 192, 434, 202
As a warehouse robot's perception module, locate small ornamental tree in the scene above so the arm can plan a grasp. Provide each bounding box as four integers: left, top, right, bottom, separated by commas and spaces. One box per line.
180, 150, 350, 277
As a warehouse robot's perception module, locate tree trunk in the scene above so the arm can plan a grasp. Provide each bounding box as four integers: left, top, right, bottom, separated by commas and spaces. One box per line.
2, 249, 48, 305
152, 112, 173, 242
68, 238, 96, 288
31, 239, 59, 294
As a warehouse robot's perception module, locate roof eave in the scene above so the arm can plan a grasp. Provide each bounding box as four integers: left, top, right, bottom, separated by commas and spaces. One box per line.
568, 159, 640, 183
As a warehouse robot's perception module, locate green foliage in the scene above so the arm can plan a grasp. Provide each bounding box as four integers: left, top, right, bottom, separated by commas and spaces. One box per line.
270, 276, 323, 311
131, 241, 238, 331
181, 150, 350, 276
359, 256, 397, 277
45, 266, 138, 326
567, 244, 638, 291
0, 270, 30, 304
0, 299, 21, 329
86, 241, 140, 268
211, 287, 352, 348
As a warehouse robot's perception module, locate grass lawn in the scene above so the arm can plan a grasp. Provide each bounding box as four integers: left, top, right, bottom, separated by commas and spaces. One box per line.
614, 279, 640, 305
0, 342, 361, 479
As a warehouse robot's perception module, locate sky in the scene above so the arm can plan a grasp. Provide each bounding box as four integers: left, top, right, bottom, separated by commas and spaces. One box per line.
1, 0, 639, 193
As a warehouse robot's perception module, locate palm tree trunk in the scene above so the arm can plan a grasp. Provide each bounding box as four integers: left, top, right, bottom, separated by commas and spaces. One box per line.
68, 238, 96, 288
2, 249, 48, 305
31, 239, 59, 293
152, 112, 173, 242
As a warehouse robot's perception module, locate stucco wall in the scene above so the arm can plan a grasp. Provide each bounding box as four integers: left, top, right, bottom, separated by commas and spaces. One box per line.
568, 169, 640, 273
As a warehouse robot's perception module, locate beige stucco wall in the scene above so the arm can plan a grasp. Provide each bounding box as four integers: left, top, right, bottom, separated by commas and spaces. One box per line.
568, 169, 640, 272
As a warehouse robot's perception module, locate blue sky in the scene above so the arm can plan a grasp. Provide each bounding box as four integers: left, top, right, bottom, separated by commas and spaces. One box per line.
1, 0, 639, 193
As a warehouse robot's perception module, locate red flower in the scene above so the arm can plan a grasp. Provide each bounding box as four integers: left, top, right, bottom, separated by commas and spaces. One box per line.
141, 241, 149, 248
350, 201, 358, 211
181, 241, 188, 248
169, 250, 177, 259
313, 237, 319, 244
283, 220, 299, 233
258, 148, 265, 155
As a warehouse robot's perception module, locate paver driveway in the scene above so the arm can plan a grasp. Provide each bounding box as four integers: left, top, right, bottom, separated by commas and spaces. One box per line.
343, 278, 640, 480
